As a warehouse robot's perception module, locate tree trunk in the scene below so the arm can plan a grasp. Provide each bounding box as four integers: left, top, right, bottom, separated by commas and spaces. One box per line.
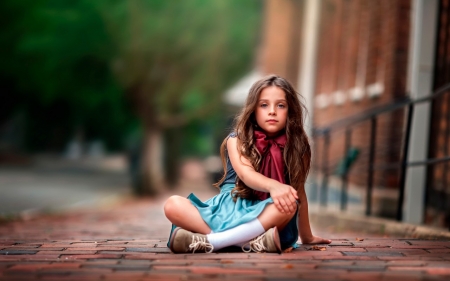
140, 127, 166, 195
164, 128, 182, 188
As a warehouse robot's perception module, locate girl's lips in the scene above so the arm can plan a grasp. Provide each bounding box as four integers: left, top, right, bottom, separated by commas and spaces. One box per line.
267, 120, 278, 123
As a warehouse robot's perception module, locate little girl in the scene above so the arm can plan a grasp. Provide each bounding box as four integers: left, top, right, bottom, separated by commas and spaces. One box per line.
164, 75, 331, 253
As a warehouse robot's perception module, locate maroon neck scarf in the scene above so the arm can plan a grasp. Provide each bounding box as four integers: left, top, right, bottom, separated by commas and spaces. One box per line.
253, 130, 287, 200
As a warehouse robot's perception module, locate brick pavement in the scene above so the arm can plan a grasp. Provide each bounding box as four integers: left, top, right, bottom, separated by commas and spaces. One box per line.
0, 188, 450, 281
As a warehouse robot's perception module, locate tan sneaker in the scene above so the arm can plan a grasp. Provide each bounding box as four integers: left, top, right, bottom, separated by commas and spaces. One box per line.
169, 227, 214, 253
242, 226, 282, 253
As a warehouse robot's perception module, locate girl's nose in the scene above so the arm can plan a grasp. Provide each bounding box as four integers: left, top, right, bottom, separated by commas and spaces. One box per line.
269, 106, 276, 115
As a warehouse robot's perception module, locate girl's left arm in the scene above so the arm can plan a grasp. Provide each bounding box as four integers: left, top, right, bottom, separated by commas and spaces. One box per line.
297, 188, 332, 244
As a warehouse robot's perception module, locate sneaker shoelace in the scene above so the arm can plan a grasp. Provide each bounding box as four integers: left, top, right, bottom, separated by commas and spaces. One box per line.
242, 233, 267, 253
189, 235, 214, 253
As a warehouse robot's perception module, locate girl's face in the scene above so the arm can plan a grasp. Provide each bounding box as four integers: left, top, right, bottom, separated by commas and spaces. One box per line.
255, 86, 288, 137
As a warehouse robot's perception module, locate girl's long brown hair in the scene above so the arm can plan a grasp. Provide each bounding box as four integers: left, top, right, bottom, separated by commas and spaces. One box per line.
214, 74, 311, 200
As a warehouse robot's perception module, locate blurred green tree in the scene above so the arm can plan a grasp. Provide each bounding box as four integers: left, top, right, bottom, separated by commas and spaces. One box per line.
0, 0, 261, 194
0, 0, 136, 151
99, 0, 261, 194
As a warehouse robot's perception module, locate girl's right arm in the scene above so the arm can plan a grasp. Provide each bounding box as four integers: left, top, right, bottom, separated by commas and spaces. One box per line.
227, 137, 298, 214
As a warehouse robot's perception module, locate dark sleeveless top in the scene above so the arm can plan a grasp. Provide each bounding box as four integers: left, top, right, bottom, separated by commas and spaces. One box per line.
222, 132, 238, 186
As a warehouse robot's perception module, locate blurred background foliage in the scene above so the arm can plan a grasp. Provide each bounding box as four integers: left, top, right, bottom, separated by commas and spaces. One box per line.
0, 0, 262, 193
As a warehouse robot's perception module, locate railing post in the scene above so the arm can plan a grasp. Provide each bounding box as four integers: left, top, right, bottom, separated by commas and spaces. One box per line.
310, 138, 319, 203
366, 117, 377, 216
341, 129, 352, 211
397, 104, 414, 221
443, 94, 450, 221
320, 130, 330, 207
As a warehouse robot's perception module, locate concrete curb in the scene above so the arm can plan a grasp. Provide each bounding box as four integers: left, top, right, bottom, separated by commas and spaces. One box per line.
310, 209, 450, 239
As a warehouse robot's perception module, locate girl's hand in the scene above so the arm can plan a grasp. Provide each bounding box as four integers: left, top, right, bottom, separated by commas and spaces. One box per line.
269, 182, 298, 214
301, 235, 332, 245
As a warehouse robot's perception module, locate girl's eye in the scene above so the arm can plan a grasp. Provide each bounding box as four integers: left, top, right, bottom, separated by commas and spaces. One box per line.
260, 103, 268, 108
278, 104, 286, 108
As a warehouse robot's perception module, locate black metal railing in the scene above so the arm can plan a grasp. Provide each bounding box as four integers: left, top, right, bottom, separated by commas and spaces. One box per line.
312, 82, 450, 223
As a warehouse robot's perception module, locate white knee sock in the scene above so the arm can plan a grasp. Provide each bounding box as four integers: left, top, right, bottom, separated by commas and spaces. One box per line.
206, 219, 265, 251
210, 230, 249, 250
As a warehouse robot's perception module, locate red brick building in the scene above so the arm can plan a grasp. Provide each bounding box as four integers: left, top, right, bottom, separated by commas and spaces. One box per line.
227, 0, 450, 227
312, 0, 411, 192
259, 0, 411, 194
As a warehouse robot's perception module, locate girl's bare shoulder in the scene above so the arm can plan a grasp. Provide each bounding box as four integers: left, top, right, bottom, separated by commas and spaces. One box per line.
226, 134, 238, 149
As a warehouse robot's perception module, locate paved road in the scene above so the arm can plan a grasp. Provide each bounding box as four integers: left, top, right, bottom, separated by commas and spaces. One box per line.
0, 186, 449, 281
0, 156, 130, 216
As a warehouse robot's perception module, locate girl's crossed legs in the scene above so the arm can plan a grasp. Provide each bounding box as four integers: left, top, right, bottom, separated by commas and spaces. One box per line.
164, 195, 295, 253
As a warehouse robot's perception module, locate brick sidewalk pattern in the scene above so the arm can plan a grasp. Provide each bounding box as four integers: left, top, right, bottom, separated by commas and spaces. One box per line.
1, 193, 449, 281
